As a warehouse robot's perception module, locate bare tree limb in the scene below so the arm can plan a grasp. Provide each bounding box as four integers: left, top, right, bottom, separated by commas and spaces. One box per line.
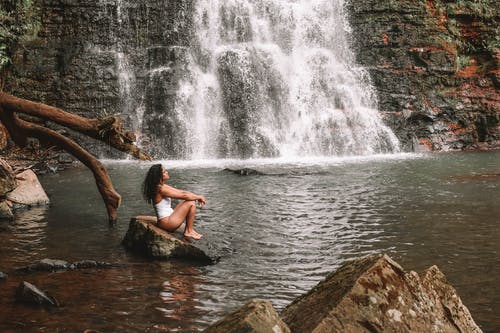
0, 92, 151, 223
0, 92, 151, 160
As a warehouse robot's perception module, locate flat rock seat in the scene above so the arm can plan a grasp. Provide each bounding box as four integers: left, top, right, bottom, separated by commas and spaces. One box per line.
122, 217, 214, 264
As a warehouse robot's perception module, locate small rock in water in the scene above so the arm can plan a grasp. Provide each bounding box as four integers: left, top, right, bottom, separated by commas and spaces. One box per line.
57, 152, 74, 164
223, 168, 264, 176
0, 271, 7, 280
16, 258, 70, 273
16, 281, 60, 307
73, 260, 112, 269
16, 258, 113, 273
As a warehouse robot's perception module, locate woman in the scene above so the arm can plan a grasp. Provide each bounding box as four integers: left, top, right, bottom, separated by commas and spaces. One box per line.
143, 164, 206, 240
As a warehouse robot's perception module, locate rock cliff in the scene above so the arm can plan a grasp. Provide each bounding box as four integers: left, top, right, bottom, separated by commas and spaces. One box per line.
346, 0, 499, 151
3, 0, 195, 156
2, 0, 498, 153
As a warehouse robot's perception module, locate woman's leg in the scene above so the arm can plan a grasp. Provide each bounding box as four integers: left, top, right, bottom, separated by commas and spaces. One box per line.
158, 200, 202, 239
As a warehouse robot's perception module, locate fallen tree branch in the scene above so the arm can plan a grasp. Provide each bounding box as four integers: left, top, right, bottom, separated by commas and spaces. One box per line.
0, 92, 151, 223
0, 92, 151, 160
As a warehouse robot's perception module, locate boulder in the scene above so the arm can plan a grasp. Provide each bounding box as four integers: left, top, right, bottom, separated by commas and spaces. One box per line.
122, 217, 215, 264
0, 158, 16, 196
16, 281, 59, 307
204, 299, 291, 333
281, 254, 481, 333
0, 200, 14, 220
6, 169, 50, 209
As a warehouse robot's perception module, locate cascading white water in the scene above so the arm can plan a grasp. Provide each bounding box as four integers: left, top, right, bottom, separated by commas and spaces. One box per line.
168, 0, 400, 159
99, 0, 145, 148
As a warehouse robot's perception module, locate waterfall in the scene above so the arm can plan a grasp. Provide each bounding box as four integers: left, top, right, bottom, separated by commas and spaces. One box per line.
142, 0, 400, 159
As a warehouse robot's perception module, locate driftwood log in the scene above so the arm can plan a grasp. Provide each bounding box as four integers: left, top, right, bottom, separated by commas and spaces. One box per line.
0, 92, 151, 223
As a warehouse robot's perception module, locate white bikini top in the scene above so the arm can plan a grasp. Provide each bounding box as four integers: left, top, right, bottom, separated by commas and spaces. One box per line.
154, 197, 173, 219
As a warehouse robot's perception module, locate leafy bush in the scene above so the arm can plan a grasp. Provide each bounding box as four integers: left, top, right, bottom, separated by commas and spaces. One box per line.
0, 0, 40, 70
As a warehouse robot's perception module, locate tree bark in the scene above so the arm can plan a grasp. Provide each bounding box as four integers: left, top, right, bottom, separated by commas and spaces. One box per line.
0, 92, 151, 223
0, 92, 150, 160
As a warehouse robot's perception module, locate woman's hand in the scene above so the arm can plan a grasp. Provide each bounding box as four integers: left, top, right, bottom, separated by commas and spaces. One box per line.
197, 195, 206, 206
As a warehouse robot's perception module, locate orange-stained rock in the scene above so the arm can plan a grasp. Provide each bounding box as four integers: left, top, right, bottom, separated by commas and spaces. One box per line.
281, 254, 481, 333
204, 299, 291, 333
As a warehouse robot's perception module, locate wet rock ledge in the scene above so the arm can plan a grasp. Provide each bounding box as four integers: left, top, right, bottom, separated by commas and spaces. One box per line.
122, 217, 215, 265
204, 254, 482, 333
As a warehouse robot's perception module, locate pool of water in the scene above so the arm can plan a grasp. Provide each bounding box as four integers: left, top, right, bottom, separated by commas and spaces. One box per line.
0, 151, 499, 332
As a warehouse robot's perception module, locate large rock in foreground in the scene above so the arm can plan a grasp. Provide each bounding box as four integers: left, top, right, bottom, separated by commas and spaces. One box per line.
281, 254, 481, 333
122, 217, 214, 264
204, 299, 290, 333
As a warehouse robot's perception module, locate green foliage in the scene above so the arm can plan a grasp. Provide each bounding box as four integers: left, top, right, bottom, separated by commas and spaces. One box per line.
0, 0, 40, 70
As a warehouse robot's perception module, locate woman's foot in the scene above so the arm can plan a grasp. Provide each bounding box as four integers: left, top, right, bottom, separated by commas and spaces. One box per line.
184, 230, 203, 240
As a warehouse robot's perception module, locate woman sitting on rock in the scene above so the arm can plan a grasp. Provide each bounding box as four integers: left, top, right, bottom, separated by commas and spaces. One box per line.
143, 164, 206, 240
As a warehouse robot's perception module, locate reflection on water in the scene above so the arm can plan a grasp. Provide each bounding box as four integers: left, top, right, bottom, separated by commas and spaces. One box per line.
0, 206, 48, 266
157, 266, 206, 332
0, 151, 499, 332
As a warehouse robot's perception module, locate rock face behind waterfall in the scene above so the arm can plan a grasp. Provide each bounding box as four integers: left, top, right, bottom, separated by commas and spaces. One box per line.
204, 254, 482, 333
347, 0, 499, 151
4, 0, 498, 155
217, 48, 285, 158
5, 1, 196, 157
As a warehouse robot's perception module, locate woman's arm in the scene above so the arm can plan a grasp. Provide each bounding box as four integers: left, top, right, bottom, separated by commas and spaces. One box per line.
160, 184, 206, 204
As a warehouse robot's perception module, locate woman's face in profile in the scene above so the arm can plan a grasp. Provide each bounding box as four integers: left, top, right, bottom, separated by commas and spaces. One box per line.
162, 168, 170, 181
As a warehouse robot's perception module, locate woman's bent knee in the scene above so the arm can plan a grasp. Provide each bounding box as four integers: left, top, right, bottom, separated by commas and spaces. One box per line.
183, 200, 196, 209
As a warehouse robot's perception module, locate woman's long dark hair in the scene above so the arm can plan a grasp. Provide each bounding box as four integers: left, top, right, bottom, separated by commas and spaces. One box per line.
142, 164, 163, 204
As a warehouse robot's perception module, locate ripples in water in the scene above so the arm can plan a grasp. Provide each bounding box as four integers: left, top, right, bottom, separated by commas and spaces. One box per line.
0, 152, 498, 332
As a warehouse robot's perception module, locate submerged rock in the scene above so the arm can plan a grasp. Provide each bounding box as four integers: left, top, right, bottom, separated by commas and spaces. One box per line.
204, 299, 290, 333
6, 169, 49, 209
347, 0, 499, 151
223, 168, 265, 176
72, 260, 112, 269
122, 217, 215, 264
16, 281, 59, 307
16, 258, 112, 273
280, 254, 482, 333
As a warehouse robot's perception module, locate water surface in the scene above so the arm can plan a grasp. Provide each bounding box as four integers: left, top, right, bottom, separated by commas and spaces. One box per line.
0, 151, 498, 332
